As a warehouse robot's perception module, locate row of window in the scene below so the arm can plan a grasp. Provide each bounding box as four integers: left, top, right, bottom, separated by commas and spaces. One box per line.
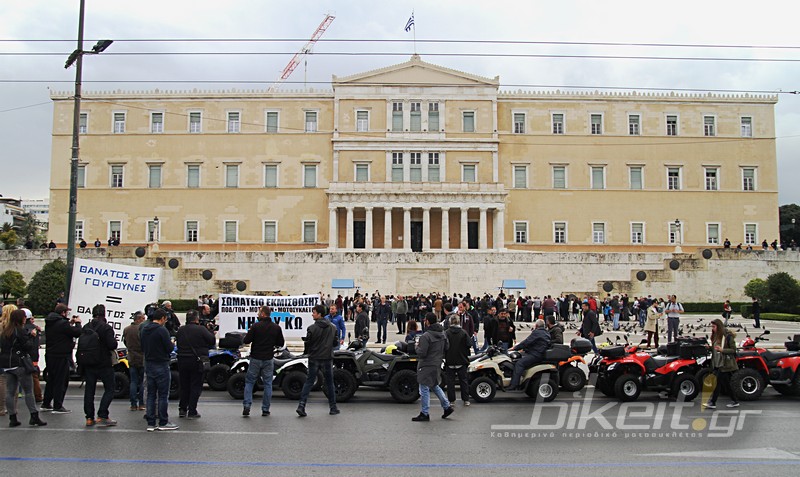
78, 109, 755, 137
512, 164, 758, 191
75, 218, 761, 246
83, 161, 758, 192
75, 220, 319, 244
512, 221, 761, 246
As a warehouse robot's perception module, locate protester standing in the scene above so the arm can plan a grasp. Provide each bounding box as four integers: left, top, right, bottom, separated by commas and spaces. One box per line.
703, 319, 740, 409
81, 304, 119, 427
413, 313, 453, 421
41, 304, 82, 414
444, 315, 471, 406
665, 295, 683, 343
1, 309, 46, 427
140, 309, 178, 431
296, 305, 339, 417
579, 302, 599, 353
242, 306, 284, 417
176, 310, 215, 419
122, 311, 146, 410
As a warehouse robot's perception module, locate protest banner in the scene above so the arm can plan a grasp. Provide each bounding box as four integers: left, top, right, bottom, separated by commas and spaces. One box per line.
217, 294, 321, 338
68, 258, 162, 341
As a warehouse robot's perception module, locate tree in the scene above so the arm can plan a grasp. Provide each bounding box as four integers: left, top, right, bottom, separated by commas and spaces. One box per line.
765, 272, 800, 313
0, 229, 18, 249
779, 204, 800, 246
0, 270, 27, 299
744, 278, 768, 303
26, 260, 67, 316
17, 212, 43, 247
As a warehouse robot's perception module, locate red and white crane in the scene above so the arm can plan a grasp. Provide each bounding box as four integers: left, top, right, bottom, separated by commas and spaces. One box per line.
269, 14, 335, 91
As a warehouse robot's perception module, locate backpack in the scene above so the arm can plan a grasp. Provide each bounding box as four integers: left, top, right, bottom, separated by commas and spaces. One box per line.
76, 323, 103, 367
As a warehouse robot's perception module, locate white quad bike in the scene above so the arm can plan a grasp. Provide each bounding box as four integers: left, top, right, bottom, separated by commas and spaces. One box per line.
468, 346, 560, 403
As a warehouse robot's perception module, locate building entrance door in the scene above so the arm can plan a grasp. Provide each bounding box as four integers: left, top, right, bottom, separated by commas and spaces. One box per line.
410, 221, 423, 252
468, 221, 479, 249
353, 221, 365, 249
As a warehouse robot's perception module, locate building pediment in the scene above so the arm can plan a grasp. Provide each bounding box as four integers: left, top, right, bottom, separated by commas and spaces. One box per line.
332, 54, 499, 88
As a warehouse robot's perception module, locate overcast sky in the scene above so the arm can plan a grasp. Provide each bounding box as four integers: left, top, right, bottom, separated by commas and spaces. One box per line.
1, 0, 799, 205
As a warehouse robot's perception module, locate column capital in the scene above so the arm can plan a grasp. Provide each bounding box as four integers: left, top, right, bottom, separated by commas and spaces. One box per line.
403, 206, 412, 212
422, 206, 431, 212
364, 206, 374, 212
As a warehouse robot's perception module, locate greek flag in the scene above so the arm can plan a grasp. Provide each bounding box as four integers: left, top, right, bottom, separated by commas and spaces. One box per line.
404, 13, 414, 32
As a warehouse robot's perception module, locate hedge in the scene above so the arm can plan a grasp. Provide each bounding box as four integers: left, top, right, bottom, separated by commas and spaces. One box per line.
681, 302, 748, 313
760, 313, 800, 322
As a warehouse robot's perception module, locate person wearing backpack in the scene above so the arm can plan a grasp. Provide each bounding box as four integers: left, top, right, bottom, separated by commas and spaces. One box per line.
79, 304, 118, 427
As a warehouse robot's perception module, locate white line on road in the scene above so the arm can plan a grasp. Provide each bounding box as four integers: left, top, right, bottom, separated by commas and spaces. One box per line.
0, 428, 278, 435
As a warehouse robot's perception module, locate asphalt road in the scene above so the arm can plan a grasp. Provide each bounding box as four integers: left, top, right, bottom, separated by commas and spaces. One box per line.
1, 379, 799, 477
6, 313, 797, 477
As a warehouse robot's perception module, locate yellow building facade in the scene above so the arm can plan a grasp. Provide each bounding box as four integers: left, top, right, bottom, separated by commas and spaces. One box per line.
49, 55, 779, 253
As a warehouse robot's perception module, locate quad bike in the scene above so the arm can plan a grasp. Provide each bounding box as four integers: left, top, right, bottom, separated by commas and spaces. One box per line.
329, 337, 420, 403
543, 338, 593, 392
205, 332, 246, 391
720, 330, 800, 401
226, 347, 311, 400
42, 348, 132, 400
594, 337, 709, 402
467, 345, 560, 403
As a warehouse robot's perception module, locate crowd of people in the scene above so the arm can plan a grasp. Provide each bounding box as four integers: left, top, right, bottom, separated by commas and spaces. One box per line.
0, 289, 743, 429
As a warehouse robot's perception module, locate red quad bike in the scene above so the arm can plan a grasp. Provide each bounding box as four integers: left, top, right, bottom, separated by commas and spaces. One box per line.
726, 331, 800, 401
595, 338, 708, 402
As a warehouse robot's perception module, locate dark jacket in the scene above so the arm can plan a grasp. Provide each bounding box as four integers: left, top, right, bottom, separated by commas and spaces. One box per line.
580, 310, 599, 338
85, 318, 118, 368
375, 302, 392, 321
417, 322, 448, 387
140, 320, 172, 364
24, 322, 41, 361
303, 318, 337, 361
493, 317, 516, 344
483, 315, 498, 343
548, 323, 564, 345
163, 307, 181, 336
445, 325, 470, 366
242, 319, 285, 360
460, 312, 475, 336
122, 323, 144, 367
176, 322, 216, 360
44, 311, 82, 359
354, 311, 370, 339
512, 328, 551, 362
0, 327, 35, 369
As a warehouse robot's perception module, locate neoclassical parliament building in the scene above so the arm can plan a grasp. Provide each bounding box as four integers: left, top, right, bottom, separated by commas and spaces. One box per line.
49, 55, 779, 254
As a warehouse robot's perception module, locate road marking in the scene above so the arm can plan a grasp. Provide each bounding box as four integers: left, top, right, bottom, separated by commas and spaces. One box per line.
0, 456, 797, 469
641, 447, 800, 460
0, 428, 277, 436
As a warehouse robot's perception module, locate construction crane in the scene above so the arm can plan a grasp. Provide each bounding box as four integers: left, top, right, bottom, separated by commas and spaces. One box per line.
269, 14, 335, 91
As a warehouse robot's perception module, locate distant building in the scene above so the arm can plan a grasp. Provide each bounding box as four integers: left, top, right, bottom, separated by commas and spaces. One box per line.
21, 198, 49, 230
0, 196, 25, 229
48, 55, 778, 251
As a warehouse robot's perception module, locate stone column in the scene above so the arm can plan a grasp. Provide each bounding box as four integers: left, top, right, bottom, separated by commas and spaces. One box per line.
365, 207, 373, 250
384, 207, 392, 249
441, 207, 450, 250
479, 207, 488, 249
328, 207, 337, 250
495, 207, 505, 250
422, 207, 431, 251
345, 207, 354, 249
460, 208, 468, 249
403, 207, 412, 251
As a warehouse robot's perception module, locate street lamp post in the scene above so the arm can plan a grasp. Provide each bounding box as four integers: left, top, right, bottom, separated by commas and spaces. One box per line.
64, 0, 112, 302
674, 218, 682, 253
793, 218, 797, 250
153, 216, 160, 243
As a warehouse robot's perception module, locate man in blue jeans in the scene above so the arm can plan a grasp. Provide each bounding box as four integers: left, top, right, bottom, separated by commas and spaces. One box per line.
139, 309, 178, 431
242, 305, 285, 417
297, 305, 339, 417
413, 313, 453, 421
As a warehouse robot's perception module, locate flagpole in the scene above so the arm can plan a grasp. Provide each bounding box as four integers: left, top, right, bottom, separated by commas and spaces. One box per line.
412, 10, 416, 54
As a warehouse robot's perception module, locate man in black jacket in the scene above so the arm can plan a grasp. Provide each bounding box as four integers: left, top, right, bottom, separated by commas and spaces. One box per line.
481, 305, 497, 352
140, 309, 178, 431
508, 320, 551, 390
546, 316, 564, 345
241, 306, 284, 417
444, 315, 471, 406
297, 304, 338, 417
354, 302, 370, 347
161, 301, 181, 337
176, 310, 216, 419
579, 302, 599, 353
82, 304, 119, 427
41, 304, 82, 414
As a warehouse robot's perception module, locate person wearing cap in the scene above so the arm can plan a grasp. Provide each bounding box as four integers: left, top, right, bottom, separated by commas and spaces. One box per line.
122, 311, 146, 411
41, 303, 82, 414
160, 301, 181, 337
493, 309, 515, 351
